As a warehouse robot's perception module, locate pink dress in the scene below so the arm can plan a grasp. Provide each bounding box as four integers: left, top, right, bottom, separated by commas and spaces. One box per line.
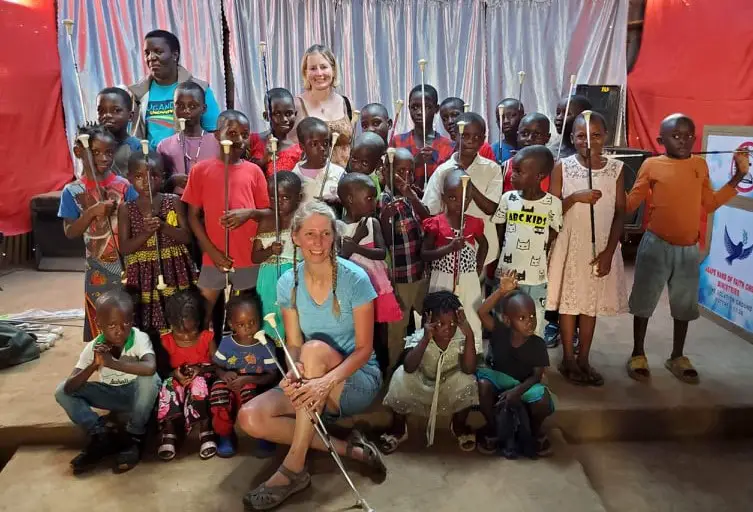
546, 155, 628, 317
342, 218, 403, 323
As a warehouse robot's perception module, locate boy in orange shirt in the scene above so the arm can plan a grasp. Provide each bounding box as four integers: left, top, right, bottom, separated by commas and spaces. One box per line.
625, 114, 749, 384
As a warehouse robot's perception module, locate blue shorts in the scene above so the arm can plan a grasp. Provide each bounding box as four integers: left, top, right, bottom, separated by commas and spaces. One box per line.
476, 367, 554, 411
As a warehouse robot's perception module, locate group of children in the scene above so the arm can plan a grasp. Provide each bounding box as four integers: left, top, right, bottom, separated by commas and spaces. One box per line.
55, 73, 751, 475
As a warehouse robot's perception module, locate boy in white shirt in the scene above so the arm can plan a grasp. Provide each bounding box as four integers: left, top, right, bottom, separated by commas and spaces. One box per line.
55, 291, 160, 474
292, 117, 346, 204
492, 145, 562, 337
422, 112, 503, 267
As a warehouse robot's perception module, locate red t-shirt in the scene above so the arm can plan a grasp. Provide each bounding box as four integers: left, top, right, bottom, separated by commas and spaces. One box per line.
160, 330, 214, 369
422, 213, 484, 247
478, 142, 495, 161
249, 132, 304, 176
182, 158, 270, 267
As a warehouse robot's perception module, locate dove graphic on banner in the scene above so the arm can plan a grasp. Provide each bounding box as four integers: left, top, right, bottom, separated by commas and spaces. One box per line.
724, 227, 753, 265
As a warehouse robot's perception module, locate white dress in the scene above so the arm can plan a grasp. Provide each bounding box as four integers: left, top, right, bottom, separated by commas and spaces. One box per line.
546, 155, 629, 317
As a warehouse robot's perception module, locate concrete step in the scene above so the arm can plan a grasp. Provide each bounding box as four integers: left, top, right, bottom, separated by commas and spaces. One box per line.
0, 431, 606, 512
573, 440, 753, 512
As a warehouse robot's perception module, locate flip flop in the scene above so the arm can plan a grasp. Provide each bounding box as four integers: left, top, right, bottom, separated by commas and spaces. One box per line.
665, 356, 699, 384
626, 355, 651, 382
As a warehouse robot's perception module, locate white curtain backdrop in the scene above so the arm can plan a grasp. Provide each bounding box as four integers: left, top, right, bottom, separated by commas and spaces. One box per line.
485, 0, 628, 144
57, 1, 226, 154
226, 0, 627, 140
224, 0, 337, 127
56, 0, 626, 146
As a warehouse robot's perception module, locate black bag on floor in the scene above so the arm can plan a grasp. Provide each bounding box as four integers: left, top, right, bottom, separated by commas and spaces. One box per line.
0, 323, 40, 369
495, 401, 537, 459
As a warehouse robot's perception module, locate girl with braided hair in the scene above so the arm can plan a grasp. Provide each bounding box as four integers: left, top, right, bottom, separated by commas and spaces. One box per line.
238, 200, 386, 510
380, 290, 479, 453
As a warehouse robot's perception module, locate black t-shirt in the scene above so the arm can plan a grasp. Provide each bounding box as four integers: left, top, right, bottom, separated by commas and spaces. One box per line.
488, 318, 549, 382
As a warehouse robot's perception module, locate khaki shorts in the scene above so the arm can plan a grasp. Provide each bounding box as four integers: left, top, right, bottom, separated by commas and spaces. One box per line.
197, 265, 258, 291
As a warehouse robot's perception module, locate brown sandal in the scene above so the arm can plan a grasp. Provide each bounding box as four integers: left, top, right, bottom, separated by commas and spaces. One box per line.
242, 465, 311, 511
347, 429, 387, 482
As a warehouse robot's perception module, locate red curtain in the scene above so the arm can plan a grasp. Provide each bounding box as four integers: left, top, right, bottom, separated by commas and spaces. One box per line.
627, 0, 753, 246
0, 0, 73, 236
627, 0, 753, 153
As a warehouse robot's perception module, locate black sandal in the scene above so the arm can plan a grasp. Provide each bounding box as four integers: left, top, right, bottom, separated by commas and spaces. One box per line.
347, 429, 387, 482
578, 362, 605, 387
378, 429, 408, 455
558, 360, 589, 386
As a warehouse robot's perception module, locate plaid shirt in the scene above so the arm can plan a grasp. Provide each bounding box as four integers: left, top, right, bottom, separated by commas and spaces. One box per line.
379, 190, 424, 283
390, 131, 454, 190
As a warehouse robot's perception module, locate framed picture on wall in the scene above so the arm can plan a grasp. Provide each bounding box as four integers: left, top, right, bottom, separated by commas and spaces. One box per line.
700, 126, 753, 342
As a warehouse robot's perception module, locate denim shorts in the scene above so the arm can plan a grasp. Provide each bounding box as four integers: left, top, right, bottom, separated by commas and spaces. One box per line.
274, 362, 383, 423
629, 231, 700, 321
323, 363, 383, 422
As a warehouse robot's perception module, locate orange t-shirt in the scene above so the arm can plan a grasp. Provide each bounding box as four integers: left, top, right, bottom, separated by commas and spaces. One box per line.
626, 155, 737, 246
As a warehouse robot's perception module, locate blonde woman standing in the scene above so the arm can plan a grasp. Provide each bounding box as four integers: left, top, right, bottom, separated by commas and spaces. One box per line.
289, 44, 354, 167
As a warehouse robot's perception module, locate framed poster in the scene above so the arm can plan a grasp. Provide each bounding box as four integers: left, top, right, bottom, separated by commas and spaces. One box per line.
700, 206, 753, 340
700, 126, 753, 342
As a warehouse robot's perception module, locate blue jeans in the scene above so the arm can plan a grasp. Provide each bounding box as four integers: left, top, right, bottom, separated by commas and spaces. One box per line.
55, 374, 161, 436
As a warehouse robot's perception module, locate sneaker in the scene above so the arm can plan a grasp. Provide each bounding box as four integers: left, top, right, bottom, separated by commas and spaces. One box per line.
544, 323, 560, 349
113, 433, 144, 474
217, 435, 237, 458
70, 431, 118, 475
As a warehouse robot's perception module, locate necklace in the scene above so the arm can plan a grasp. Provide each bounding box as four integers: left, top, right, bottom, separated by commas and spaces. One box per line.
183, 130, 206, 163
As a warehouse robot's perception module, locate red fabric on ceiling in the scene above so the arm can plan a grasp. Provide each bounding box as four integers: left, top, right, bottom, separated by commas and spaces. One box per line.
0, 1, 73, 236
627, 0, 753, 152
626, 0, 753, 247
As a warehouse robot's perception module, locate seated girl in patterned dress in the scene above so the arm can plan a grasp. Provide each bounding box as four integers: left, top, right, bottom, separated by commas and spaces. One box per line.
156, 290, 217, 461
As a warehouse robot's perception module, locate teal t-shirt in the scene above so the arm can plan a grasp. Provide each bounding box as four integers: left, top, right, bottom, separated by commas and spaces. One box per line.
277, 257, 378, 367
145, 82, 220, 149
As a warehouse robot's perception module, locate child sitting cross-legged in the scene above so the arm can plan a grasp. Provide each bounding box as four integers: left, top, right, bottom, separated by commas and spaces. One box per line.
476, 271, 554, 457
380, 291, 479, 454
